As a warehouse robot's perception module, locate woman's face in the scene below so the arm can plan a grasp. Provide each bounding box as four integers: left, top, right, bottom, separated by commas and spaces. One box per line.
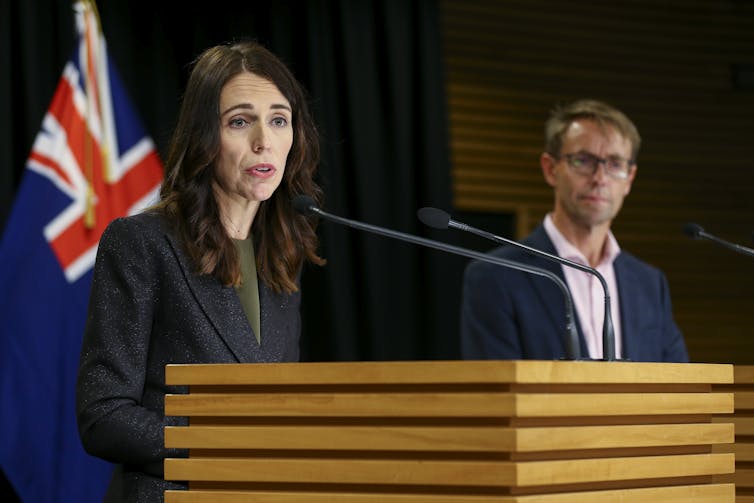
213, 72, 293, 209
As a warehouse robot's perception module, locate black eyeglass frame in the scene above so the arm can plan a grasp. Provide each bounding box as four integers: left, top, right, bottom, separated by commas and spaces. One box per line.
553, 151, 636, 180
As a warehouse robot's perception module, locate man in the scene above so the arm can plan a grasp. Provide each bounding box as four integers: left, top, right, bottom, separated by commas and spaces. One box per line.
460, 99, 688, 362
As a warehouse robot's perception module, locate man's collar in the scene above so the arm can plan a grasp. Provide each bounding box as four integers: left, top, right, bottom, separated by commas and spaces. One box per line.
543, 213, 621, 266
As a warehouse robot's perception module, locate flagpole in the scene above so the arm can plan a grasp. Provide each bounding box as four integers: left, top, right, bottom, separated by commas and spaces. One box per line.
82, 0, 115, 187
77, 0, 110, 229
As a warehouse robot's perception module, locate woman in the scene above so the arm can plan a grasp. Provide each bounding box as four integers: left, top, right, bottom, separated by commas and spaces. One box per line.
76, 41, 325, 502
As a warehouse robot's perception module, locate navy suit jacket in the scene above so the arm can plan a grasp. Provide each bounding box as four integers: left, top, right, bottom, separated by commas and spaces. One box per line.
460, 225, 688, 362
77, 212, 302, 502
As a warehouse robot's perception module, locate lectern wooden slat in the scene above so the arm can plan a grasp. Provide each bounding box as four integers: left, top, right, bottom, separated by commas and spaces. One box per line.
164, 360, 735, 502
714, 365, 754, 502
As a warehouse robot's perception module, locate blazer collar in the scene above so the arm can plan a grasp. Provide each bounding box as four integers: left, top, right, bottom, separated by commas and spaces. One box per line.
164, 231, 257, 362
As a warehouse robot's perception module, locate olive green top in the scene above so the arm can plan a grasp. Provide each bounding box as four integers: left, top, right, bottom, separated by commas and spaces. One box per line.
233, 237, 261, 344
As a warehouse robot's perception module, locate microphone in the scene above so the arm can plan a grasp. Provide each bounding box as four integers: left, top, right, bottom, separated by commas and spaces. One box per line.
682, 223, 754, 259
417, 207, 618, 361
293, 195, 582, 360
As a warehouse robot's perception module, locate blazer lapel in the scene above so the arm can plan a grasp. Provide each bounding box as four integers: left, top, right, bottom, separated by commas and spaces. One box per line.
614, 256, 641, 361
523, 226, 588, 357
165, 232, 256, 362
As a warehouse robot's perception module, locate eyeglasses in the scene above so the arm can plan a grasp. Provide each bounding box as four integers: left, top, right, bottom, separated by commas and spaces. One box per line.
556, 152, 634, 180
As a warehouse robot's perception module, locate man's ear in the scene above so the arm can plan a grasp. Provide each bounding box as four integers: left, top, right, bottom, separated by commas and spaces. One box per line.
541, 152, 557, 187
624, 163, 637, 195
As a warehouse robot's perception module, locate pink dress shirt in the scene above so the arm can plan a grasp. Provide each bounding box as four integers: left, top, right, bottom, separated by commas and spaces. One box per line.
543, 215, 623, 359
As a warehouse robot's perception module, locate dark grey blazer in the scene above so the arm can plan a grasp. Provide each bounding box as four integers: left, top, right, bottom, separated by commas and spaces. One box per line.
76, 212, 302, 502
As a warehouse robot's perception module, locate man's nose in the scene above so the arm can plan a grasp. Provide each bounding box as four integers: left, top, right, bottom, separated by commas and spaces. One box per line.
591, 160, 610, 182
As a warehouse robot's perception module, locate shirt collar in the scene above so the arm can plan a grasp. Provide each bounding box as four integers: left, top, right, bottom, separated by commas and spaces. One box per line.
543, 213, 621, 267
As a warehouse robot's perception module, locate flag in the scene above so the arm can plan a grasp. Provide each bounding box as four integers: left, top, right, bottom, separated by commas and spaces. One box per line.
0, 1, 163, 501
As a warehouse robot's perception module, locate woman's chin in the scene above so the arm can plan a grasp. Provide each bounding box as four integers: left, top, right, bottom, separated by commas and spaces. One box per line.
248, 187, 277, 203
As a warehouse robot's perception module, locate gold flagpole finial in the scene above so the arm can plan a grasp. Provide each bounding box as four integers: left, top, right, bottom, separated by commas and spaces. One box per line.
78, 0, 106, 229
84, 185, 96, 228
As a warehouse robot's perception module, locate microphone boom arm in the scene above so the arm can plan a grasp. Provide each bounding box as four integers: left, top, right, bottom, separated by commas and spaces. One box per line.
303, 202, 582, 360
699, 230, 754, 259
447, 219, 615, 361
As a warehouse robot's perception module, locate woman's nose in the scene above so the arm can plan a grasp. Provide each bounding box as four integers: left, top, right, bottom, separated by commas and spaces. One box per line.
251, 124, 270, 153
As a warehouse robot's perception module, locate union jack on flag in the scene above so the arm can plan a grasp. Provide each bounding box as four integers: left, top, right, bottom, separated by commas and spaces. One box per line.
0, 1, 163, 501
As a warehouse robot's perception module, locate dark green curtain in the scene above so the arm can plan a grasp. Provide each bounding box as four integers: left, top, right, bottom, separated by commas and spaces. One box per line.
1, 2, 464, 497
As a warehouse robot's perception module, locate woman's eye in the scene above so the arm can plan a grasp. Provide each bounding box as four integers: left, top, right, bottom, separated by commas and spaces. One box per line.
271, 117, 288, 127
229, 118, 248, 128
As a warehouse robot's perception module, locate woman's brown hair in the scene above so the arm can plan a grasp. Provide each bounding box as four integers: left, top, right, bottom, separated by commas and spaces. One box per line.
156, 41, 324, 293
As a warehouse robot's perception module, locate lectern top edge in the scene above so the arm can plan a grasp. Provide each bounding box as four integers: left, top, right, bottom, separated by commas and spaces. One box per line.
164, 360, 733, 386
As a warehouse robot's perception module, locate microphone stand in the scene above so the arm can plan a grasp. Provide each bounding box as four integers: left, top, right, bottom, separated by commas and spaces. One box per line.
418, 207, 618, 361
294, 196, 582, 360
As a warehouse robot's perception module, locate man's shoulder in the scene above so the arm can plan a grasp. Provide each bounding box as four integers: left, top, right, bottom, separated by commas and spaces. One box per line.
487, 225, 552, 260
615, 249, 661, 274
485, 243, 534, 261
464, 225, 549, 279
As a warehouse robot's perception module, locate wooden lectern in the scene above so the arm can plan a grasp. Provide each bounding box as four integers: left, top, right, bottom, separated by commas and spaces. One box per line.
163, 360, 735, 502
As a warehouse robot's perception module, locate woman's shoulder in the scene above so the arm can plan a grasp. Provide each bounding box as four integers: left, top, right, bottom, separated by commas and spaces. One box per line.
100, 210, 173, 249
104, 210, 168, 235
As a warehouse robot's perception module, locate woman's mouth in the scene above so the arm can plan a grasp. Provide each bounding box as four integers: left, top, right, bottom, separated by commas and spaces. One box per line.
246, 164, 276, 178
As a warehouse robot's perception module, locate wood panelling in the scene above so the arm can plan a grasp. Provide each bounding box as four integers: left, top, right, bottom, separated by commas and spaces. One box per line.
441, 0, 754, 364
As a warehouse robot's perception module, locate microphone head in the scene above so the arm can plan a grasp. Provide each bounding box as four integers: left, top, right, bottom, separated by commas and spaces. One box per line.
417, 207, 451, 229
682, 222, 704, 239
292, 195, 318, 216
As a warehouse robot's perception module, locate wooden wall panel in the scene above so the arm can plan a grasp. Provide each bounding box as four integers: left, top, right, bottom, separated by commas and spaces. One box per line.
441, 0, 754, 364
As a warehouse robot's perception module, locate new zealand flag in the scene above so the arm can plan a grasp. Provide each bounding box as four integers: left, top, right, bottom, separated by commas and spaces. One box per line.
0, 2, 163, 501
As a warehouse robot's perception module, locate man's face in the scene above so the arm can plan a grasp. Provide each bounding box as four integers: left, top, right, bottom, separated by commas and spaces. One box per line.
541, 119, 636, 230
